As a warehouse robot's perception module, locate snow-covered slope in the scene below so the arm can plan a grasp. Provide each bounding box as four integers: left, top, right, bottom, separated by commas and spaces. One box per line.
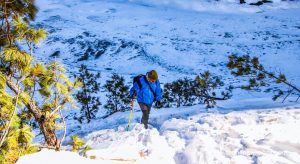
31, 0, 300, 131
18, 108, 300, 164
30, 0, 300, 125
16, 0, 300, 163
34, 0, 300, 83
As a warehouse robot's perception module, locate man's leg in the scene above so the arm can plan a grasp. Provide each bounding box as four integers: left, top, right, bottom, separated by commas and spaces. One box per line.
139, 103, 151, 129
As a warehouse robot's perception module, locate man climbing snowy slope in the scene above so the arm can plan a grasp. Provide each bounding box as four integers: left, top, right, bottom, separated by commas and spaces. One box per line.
129, 70, 162, 129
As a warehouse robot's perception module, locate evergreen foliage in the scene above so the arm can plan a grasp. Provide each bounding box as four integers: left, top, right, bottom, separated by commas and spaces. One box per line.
71, 135, 86, 152
70, 135, 91, 156
0, 124, 38, 164
74, 64, 101, 123
1, 1, 80, 162
194, 71, 232, 108
162, 73, 231, 108
0, 0, 38, 47
227, 55, 300, 102
104, 74, 131, 116
162, 78, 196, 107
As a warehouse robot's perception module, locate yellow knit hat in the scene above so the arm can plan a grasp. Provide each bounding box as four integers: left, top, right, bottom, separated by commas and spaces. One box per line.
147, 70, 158, 81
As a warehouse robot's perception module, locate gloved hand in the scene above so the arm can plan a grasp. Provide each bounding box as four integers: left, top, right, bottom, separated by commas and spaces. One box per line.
155, 101, 162, 109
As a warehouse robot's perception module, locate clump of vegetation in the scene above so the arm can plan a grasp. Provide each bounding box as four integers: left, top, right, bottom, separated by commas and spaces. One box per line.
194, 71, 232, 108
162, 72, 232, 108
104, 74, 131, 117
162, 78, 196, 107
71, 135, 91, 156
227, 54, 300, 102
74, 64, 101, 123
1, 1, 80, 163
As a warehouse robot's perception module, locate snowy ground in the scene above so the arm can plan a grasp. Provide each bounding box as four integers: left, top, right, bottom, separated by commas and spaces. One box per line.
16, 0, 300, 163
34, 0, 300, 84
18, 106, 300, 164
32, 0, 300, 122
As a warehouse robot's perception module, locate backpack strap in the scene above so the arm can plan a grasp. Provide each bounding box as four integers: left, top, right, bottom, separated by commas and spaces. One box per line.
143, 76, 157, 101
136, 75, 143, 89
134, 74, 143, 89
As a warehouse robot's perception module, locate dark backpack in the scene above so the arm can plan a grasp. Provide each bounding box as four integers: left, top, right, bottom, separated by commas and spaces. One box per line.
133, 74, 144, 89
133, 74, 157, 101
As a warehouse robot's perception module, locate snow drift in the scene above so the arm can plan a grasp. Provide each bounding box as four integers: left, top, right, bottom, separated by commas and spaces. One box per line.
17, 108, 300, 164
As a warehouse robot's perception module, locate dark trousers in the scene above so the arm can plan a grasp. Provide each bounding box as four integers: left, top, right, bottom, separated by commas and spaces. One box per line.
139, 103, 152, 129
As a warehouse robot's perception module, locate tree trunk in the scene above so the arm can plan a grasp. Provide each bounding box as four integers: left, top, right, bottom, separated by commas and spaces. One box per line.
6, 77, 60, 149
39, 119, 59, 149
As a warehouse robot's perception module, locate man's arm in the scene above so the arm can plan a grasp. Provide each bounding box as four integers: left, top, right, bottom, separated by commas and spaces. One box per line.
130, 82, 140, 98
155, 80, 162, 101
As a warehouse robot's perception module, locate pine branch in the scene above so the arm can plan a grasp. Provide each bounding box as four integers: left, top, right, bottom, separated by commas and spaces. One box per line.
0, 86, 20, 148
227, 55, 300, 102
49, 105, 61, 118
3, 1, 12, 46
202, 95, 229, 101
6, 76, 42, 119
282, 89, 293, 103
17, 72, 29, 85
258, 68, 300, 93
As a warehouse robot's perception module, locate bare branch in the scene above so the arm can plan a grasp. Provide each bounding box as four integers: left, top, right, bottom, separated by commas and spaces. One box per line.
58, 109, 67, 149
0, 86, 20, 148
49, 105, 61, 118
282, 89, 293, 103
6, 76, 42, 118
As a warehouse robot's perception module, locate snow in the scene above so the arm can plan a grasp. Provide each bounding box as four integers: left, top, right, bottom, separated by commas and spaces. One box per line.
15, 0, 300, 163
18, 107, 300, 164
17, 149, 94, 164
160, 108, 300, 163
127, 0, 300, 13
34, 0, 300, 84
16, 149, 124, 164
85, 125, 175, 163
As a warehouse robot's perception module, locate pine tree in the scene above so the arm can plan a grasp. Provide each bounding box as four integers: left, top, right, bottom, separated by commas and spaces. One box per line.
162, 78, 196, 107
74, 64, 101, 123
71, 135, 86, 152
227, 55, 300, 102
194, 71, 232, 108
161, 83, 174, 108
161, 74, 231, 108
104, 74, 131, 116
0, 1, 80, 160
170, 79, 185, 107
182, 78, 197, 106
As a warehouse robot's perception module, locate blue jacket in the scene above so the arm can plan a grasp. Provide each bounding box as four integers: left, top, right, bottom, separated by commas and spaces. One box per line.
129, 76, 161, 105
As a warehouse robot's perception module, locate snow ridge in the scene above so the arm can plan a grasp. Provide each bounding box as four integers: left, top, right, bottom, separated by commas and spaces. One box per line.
18, 108, 300, 164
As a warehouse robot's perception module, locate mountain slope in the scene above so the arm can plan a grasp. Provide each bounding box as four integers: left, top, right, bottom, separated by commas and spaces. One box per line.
34, 0, 300, 83
18, 107, 300, 163
15, 0, 300, 163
